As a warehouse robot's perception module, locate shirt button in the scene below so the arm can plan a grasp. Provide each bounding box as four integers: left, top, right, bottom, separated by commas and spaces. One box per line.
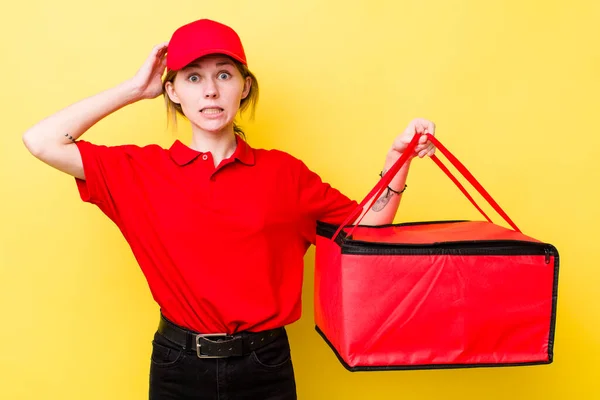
202, 154, 208, 161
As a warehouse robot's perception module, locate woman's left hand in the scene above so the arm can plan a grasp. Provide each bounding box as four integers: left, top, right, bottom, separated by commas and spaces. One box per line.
389, 118, 436, 160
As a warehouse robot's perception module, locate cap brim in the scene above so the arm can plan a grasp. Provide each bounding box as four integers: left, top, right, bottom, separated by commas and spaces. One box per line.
167, 48, 247, 70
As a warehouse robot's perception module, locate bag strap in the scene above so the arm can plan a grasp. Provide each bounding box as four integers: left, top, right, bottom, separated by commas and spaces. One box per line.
429, 155, 493, 225
427, 134, 521, 232
331, 133, 521, 242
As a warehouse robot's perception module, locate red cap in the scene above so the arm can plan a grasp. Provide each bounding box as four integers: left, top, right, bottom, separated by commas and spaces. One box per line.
166, 19, 247, 70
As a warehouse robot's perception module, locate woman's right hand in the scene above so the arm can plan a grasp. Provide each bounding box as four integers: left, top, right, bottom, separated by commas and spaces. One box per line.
128, 42, 169, 100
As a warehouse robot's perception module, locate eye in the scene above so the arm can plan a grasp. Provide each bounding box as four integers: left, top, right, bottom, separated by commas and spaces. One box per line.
217, 72, 231, 80
187, 74, 200, 83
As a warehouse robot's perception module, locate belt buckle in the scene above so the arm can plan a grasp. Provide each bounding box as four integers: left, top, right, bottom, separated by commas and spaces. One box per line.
196, 333, 230, 358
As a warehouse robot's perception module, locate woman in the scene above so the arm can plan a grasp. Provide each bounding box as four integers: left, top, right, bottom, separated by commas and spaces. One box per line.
22, 18, 435, 400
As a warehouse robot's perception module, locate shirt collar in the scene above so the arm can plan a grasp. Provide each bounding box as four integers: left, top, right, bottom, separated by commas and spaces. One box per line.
169, 135, 255, 167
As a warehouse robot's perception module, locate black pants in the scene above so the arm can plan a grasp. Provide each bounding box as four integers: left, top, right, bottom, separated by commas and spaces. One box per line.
149, 327, 297, 399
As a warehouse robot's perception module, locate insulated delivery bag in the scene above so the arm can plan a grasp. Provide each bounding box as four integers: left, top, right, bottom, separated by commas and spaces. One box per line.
314, 134, 559, 371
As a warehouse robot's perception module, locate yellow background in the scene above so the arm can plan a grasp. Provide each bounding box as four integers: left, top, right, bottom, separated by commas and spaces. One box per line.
1, 0, 599, 399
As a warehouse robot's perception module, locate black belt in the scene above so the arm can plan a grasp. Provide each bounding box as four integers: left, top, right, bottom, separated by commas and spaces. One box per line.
157, 314, 284, 358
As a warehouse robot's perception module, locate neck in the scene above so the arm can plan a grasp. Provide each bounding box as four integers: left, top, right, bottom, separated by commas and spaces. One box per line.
190, 125, 238, 166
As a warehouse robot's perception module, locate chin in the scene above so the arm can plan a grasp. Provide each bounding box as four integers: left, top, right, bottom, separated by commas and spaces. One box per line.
192, 120, 233, 135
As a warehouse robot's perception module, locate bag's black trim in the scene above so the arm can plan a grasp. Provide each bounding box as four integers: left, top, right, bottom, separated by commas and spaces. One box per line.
548, 249, 560, 360
315, 326, 552, 372
342, 241, 558, 259
317, 220, 471, 246
317, 221, 559, 259
317, 219, 468, 237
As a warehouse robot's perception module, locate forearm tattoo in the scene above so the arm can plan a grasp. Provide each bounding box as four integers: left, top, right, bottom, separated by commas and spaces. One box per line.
372, 169, 392, 212
64, 133, 75, 142
371, 189, 394, 212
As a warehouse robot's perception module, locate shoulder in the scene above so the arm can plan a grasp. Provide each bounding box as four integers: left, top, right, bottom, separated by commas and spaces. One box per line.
251, 147, 325, 190
76, 140, 169, 161
253, 147, 307, 170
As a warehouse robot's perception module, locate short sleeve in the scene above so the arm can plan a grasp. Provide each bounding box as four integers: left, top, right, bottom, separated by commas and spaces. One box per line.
74, 140, 137, 223
296, 159, 358, 244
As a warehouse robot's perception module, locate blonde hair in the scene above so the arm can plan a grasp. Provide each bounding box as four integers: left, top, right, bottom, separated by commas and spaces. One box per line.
162, 56, 259, 139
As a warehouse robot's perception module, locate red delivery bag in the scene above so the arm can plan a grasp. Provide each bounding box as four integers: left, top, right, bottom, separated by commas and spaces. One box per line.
314, 134, 559, 371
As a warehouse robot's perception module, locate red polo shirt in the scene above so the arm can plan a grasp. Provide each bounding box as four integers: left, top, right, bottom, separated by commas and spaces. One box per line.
74, 135, 358, 334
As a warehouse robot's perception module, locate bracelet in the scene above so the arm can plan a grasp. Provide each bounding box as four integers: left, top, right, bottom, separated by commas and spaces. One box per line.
387, 184, 407, 195
379, 171, 407, 195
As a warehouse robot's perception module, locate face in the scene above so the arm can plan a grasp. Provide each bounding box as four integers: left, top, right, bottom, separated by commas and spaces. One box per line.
165, 55, 251, 135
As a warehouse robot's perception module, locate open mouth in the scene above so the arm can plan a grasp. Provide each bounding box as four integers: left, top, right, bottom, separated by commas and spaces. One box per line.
200, 107, 224, 115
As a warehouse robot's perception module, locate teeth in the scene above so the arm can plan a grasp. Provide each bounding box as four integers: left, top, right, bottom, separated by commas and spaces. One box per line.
202, 108, 222, 114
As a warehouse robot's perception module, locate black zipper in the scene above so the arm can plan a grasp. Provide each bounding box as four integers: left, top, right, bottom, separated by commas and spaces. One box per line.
316, 220, 471, 244
341, 239, 557, 264
317, 219, 470, 237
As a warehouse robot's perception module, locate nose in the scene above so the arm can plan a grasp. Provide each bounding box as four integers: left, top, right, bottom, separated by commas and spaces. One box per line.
204, 79, 219, 99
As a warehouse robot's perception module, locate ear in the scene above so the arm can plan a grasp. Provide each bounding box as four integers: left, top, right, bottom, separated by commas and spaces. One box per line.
164, 80, 181, 104
241, 76, 252, 100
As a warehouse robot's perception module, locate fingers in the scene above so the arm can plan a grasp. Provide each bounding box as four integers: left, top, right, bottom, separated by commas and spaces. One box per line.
154, 41, 169, 51
414, 134, 435, 158
412, 118, 435, 156
424, 120, 435, 135
415, 145, 432, 158
417, 142, 436, 158
150, 42, 169, 59
392, 118, 437, 156
424, 143, 436, 157
394, 140, 435, 158
415, 118, 435, 137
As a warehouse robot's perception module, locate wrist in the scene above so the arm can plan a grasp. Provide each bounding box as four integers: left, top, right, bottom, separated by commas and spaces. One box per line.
378, 170, 408, 196
119, 79, 146, 103
384, 149, 412, 172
